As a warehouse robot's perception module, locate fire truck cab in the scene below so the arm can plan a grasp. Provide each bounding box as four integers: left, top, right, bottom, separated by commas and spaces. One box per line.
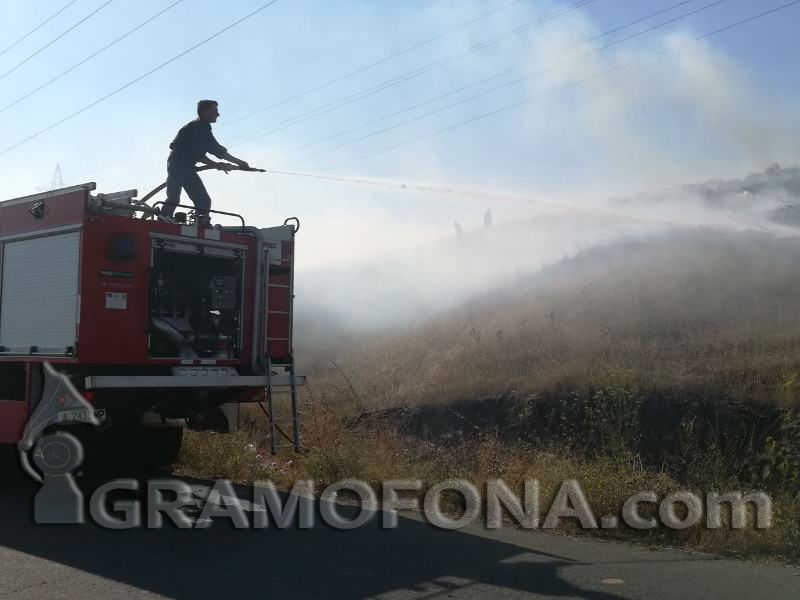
0, 182, 301, 465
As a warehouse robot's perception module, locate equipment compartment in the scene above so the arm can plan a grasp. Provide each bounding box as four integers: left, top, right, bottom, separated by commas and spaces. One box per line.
149, 246, 244, 359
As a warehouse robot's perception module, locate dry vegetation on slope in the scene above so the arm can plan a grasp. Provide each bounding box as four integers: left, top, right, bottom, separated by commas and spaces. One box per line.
308, 229, 800, 409
179, 227, 800, 562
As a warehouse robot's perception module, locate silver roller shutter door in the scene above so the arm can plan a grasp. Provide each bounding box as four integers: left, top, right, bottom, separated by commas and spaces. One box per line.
0, 231, 80, 354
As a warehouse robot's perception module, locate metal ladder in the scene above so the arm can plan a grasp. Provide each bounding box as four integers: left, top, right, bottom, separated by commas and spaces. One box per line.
265, 357, 301, 453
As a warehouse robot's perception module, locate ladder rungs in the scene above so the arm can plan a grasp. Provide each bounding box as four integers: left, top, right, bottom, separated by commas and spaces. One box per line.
266, 357, 301, 453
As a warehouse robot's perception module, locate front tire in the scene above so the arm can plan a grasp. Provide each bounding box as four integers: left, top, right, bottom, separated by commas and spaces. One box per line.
140, 426, 184, 469
87, 425, 184, 474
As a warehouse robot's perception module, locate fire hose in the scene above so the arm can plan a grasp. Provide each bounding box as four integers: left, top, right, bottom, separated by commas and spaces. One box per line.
138, 164, 266, 205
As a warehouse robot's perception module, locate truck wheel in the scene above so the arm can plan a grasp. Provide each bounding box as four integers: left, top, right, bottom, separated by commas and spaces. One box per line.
141, 426, 184, 468
94, 425, 184, 473
188, 406, 230, 433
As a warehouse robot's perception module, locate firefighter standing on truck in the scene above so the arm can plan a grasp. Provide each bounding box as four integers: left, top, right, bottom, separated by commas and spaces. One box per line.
160, 99, 251, 225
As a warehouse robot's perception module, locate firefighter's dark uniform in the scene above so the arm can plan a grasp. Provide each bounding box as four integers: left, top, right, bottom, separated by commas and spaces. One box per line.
162, 119, 228, 218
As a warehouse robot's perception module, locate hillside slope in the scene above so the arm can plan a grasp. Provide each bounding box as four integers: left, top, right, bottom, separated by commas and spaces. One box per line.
308, 228, 800, 409
295, 165, 800, 341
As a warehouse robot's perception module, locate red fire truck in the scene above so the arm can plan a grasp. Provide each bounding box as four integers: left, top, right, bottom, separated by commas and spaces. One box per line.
0, 181, 302, 466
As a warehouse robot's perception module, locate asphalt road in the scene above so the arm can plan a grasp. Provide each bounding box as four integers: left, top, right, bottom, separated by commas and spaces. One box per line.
0, 466, 798, 599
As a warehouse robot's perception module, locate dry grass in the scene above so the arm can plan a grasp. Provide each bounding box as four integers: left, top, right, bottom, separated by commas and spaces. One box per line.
177, 229, 800, 562
176, 416, 800, 563
305, 231, 800, 410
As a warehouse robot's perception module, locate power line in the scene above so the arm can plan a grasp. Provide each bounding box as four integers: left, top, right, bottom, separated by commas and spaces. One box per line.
696, 0, 796, 38
243, 0, 719, 172
114, 0, 717, 193
225, 0, 599, 147
0, 0, 184, 115
223, 0, 800, 202
0, 0, 282, 157
219, 0, 530, 130
70, 0, 576, 184
256, 0, 442, 85
298, 1, 800, 178
0, 0, 115, 81
0, 0, 80, 58
67, 0, 445, 181
216, 0, 444, 118
92, 0, 596, 187
209, 0, 726, 193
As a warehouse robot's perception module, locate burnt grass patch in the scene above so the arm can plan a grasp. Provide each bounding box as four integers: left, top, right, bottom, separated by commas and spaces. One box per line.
358, 389, 800, 494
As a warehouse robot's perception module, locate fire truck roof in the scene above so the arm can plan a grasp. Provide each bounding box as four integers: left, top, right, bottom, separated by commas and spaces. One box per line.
0, 182, 96, 208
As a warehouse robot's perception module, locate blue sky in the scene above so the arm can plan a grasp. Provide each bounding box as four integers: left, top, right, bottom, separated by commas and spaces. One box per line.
1, 0, 798, 266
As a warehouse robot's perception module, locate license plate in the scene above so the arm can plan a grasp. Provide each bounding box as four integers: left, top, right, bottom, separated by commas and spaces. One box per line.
57, 409, 106, 424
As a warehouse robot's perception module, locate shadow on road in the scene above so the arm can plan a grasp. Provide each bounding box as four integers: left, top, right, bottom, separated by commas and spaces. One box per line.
0, 453, 625, 600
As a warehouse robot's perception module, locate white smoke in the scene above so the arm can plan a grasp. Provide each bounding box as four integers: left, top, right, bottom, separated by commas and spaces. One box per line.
283, 1, 800, 340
